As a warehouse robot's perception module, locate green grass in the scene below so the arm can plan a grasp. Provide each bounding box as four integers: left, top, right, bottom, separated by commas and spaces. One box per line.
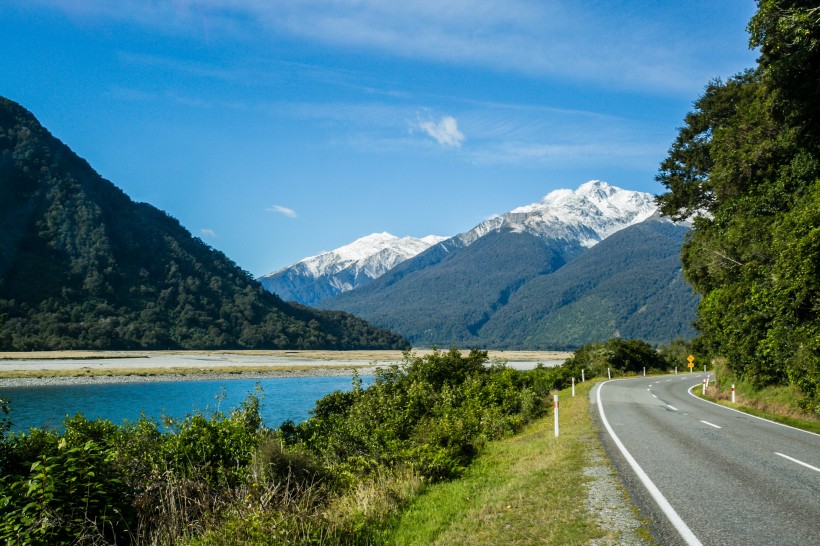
694, 386, 820, 435
383, 381, 648, 545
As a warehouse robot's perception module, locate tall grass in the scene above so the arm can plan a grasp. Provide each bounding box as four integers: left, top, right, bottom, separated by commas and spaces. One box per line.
702, 358, 820, 433
383, 381, 628, 545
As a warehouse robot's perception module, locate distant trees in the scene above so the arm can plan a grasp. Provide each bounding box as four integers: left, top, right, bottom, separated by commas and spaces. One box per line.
563, 338, 670, 378
656, 1, 820, 412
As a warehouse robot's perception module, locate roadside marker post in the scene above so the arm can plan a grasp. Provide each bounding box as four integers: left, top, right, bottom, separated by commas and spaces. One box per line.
554, 395, 559, 437
607, 367, 611, 380
572, 377, 576, 397
731, 384, 736, 403
702, 378, 706, 395
581, 369, 585, 382
643, 367, 646, 377
675, 367, 677, 374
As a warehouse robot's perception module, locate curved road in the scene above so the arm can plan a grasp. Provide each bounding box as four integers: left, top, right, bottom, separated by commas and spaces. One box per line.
592, 373, 820, 546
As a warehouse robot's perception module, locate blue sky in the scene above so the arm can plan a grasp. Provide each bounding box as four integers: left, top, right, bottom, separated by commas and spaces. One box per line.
1, 1, 758, 276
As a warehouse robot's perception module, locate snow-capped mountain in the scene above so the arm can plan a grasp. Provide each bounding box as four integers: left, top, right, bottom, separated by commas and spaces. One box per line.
258, 232, 447, 305
312, 180, 692, 348
454, 180, 657, 248
262, 181, 659, 307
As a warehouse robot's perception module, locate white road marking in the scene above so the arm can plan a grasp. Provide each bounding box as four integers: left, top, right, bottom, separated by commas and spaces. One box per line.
687, 386, 820, 438
775, 452, 820, 473
652, 394, 658, 399
667, 404, 679, 411
700, 420, 721, 429
596, 382, 703, 546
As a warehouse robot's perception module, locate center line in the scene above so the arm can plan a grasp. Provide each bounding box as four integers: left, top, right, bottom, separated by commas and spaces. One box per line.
775, 452, 820, 473
667, 404, 678, 411
700, 420, 721, 429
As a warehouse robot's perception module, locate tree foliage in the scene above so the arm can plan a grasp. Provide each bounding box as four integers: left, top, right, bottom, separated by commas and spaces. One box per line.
656, 1, 820, 412
562, 338, 671, 378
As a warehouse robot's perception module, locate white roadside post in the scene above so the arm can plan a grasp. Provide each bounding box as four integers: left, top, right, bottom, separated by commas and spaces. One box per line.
554, 395, 559, 437
643, 367, 646, 377
731, 384, 736, 403
572, 377, 576, 397
702, 378, 706, 395
581, 369, 585, 382
675, 367, 678, 374
607, 367, 611, 380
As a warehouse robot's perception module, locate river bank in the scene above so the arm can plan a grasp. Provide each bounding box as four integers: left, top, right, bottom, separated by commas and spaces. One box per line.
0, 349, 570, 387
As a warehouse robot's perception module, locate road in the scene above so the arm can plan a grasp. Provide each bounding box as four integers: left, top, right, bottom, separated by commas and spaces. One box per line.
592, 373, 820, 546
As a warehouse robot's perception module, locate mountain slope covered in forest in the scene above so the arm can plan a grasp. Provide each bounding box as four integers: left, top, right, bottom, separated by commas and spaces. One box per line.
0, 97, 407, 350
315, 184, 696, 348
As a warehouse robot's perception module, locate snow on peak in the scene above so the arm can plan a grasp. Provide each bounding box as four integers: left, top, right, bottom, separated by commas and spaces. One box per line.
471, 180, 657, 248
265, 232, 447, 280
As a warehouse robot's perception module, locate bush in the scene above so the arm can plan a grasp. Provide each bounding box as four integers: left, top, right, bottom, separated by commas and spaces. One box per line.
564, 338, 670, 378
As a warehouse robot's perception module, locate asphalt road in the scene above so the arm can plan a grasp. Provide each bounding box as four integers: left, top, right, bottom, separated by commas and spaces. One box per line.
592, 373, 820, 546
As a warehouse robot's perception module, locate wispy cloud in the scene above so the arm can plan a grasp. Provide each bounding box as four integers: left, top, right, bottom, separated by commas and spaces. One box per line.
418, 115, 464, 148
199, 228, 218, 238
27, 0, 754, 95
266, 205, 298, 218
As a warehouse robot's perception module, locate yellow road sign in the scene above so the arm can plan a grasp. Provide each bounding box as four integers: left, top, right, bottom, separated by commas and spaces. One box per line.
687, 354, 695, 363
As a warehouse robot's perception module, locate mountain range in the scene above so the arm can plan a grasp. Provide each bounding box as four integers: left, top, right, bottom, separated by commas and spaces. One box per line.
0, 97, 407, 351
263, 181, 698, 348
259, 233, 447, 306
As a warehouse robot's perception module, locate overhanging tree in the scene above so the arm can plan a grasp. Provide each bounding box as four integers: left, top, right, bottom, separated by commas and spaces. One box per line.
656, 0, 820, 412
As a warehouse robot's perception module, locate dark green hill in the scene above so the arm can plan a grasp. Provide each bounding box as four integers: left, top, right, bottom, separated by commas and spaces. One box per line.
0, 97, 407, 350
478, 216, 697, 348
319, 216, 696, 349
318, 228, 585, 346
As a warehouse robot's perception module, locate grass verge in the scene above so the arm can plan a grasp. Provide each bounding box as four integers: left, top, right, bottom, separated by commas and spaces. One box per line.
382, 381, 650, 545
693, 384, 820, 435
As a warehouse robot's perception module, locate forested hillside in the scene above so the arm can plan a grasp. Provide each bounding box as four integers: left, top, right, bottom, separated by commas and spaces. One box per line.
320, 216, 696, 348
0, 97, 407, 350
478, 216, 697, 349
655, 0, 820, 413
319, 228, 585, 346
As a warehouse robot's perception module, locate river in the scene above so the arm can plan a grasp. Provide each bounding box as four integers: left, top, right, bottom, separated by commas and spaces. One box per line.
2, 375, 368, 432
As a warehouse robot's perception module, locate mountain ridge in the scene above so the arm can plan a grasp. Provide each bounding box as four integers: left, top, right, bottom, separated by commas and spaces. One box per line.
0, 97, 407, 350
259, 232, 447, 306
310, 186, 695, 348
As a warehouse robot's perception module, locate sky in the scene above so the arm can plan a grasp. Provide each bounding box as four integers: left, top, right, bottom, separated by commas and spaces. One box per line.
0, 1, 759, 276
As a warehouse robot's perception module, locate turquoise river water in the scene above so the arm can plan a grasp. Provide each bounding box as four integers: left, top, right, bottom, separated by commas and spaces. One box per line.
2, 375, 370, 432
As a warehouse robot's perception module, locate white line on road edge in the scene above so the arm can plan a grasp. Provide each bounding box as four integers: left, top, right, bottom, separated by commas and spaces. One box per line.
687, 385, 820, 438
775, 452, 820, 473
667, 404, 679, 411
596, 382, 703, 546
700, 420, 721, 429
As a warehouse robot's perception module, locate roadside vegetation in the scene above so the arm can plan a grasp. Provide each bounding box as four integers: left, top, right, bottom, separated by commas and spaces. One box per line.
695, 358, 820, 435
0, 345, 669, 545
0, 348, 569, 544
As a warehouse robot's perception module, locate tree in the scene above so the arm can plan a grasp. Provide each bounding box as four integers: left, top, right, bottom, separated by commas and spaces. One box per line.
656, 1, 820, 412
